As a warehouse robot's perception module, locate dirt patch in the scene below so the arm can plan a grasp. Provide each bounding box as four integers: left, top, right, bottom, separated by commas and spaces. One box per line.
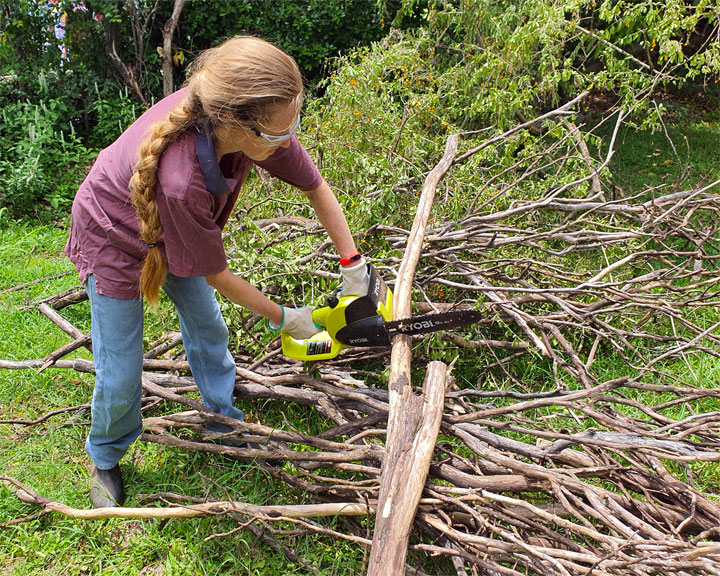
139, 565, 166, 576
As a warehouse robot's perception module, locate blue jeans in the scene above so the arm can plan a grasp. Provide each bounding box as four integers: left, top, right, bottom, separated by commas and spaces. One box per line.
85, 273, 243, 470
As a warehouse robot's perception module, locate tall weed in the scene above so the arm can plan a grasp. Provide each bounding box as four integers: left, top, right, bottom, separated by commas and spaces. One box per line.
0, 99, 91, 217
0, 85, 139, 219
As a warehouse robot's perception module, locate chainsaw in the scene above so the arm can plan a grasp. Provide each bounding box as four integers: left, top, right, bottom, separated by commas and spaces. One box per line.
281, 264, 483, 361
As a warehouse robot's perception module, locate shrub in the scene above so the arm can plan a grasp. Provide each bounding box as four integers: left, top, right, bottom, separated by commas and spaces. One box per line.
422, 0, 720, 128
176, 0, 385, 81
0, 97, 93, 217
0, 0, 391, 218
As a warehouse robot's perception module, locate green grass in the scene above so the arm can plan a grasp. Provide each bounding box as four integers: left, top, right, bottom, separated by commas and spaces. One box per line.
595, 98, 720, 193
0, 219, 372, 576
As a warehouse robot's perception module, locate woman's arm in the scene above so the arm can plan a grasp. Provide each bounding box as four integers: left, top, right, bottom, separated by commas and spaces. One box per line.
206, 179, 357, 328
205, 267, 283, 325
303, 178, 358, 259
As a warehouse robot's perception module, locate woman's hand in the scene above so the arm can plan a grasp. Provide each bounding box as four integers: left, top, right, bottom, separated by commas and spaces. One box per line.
267, 306, 322, 339
340, 257, 370, 297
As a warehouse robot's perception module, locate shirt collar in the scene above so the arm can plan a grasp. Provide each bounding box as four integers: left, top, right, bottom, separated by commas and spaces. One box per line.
195, 126, 230, 196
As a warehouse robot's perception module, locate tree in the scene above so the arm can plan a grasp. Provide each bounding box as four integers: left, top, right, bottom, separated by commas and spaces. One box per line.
160, 0, 185, 97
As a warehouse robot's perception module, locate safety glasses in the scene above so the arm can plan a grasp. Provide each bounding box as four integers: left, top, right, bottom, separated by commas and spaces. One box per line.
250, 114, 301, 145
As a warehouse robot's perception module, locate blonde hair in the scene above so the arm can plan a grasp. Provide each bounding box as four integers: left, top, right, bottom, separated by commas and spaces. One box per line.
129, 36, 304, 306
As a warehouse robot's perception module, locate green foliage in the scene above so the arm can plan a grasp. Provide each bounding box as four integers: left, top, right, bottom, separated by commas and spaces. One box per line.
378, 0, 431, 29
85, 83, 141, 149
1, 0, 388, 103
0, 0, 392, 218
420, 0, 720, 128
0, 0, 66, 79
325, 0, 720, 136
300, 0, 719, 243
0, 80, 139, 218
0, 98, 90, 217
306, 34, 452, 233
0, 1, 142, 218
0, 1, 110, 101
178, 0, 384, 79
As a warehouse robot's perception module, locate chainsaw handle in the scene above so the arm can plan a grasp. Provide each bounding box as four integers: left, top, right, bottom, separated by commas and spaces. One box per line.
311, 305, 331, 329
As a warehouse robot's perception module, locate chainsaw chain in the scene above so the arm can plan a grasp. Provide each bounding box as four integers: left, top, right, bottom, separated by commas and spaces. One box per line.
384, 309, 482, 337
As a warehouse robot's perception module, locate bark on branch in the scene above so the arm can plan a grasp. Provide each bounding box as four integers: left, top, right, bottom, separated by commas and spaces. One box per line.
160, 0, 186, 96
368, 135, 459, 575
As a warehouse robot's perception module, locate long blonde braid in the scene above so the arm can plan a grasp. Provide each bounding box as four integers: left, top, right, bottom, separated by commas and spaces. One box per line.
129, 36, 304, 306
128, 103, 199, 306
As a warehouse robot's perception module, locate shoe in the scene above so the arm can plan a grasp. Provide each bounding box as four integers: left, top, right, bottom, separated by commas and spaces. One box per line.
89, 465, 125, 508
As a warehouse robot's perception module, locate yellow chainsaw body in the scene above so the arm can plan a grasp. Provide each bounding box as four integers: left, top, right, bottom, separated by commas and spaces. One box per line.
281, 265, 393, 361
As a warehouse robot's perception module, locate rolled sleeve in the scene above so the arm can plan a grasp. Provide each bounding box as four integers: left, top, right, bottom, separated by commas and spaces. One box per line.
255, 136, 323, 192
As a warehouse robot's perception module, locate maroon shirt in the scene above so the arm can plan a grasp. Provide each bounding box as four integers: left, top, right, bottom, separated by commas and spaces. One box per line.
65, 88, 322, 299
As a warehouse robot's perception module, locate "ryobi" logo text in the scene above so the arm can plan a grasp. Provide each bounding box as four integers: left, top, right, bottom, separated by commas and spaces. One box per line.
399, 318, 449, 332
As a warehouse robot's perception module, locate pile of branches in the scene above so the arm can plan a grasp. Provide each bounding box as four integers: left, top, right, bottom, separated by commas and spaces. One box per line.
3, 96, 720, 575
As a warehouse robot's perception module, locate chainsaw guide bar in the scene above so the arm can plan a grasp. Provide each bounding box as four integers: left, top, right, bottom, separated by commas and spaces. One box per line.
384, 309, 483, 338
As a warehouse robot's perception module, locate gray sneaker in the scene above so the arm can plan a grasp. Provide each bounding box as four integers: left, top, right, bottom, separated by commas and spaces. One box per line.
89, 465, 125, 508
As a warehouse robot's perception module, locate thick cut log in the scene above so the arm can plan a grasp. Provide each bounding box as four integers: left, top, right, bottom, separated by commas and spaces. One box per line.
367, 361, 449, 574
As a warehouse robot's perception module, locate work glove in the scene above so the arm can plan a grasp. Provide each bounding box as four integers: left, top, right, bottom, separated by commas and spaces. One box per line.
267, 306, 322, 340
340, 257, 370, 297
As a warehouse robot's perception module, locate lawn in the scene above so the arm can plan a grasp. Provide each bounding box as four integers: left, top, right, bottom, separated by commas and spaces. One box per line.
1, 94, 719, 575
0, 222, 366, 575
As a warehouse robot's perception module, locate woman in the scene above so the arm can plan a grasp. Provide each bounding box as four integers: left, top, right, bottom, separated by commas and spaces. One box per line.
65, 36, 370, 508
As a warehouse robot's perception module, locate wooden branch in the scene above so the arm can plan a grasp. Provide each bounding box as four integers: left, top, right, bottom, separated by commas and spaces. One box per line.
104, 20, 146, 104
1, 475, 370, 521
368, 135, 459, 575
19, 285, 86, 311
0, 404, 90, 426
368, 362, 449, 574
37, 303, 86, 342
563, 119, 604, 200
453, 93, 589, 166
392, 135, 459, 321
576, 25, 655, 73
160, 0, 186, 96
37, 333, 92, 372
48, 287, 88, 310
144, 331, 183, 359
1, 271, 72, 295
